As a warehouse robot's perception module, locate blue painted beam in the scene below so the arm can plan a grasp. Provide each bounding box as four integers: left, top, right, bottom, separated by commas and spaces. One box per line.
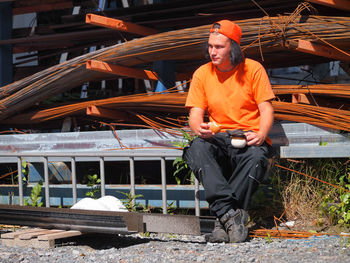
0, 2, 13, 87
0, 184, 208, 209
154, 60, 175, 92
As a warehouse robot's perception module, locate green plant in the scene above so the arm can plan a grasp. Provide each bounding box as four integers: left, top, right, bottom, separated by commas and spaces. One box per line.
12, 160, 28, 185
337, 173, 350, 225
21, 161, 29, 181
173, 157, 195, 185
117, 191, 144, 212
172, 129, 196, 185
168, 233, 178, 239
172, 128, 195, 149
321, 172, 350, 226
160, 200, 177, 215
85, 174, 101, 199
264, 232, 272, 244
24, 181, 43, 207
138, 203, 153, 213
140, 232, 150, 237
269, 158, 350, 228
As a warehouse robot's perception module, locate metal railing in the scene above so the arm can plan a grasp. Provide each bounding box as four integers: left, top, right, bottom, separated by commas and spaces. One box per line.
0, 151, 201, 216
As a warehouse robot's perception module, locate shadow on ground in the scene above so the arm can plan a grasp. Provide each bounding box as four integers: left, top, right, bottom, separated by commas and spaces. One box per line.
56, 233, 152, 250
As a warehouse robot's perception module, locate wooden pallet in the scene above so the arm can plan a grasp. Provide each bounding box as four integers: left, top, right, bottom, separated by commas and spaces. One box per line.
1, 228, 82, 248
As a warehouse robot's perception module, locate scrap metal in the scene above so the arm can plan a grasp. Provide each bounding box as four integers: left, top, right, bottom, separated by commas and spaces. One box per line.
0, 204, 209, 235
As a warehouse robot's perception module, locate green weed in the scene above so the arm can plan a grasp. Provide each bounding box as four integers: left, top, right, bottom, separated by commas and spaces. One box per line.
264, 232, 272, 244
160, 200, 177, 215
85, 174, 101, 199
321, 169, 350, 227
172, 129, 196, 185
140, 232, 150, 237
271, 158, 350, 229
167, 233, 178, 239
117, 191, 144, 212
24, 181, 43, 207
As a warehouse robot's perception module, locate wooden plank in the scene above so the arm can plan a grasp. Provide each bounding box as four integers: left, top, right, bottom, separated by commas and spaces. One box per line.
38, 230, 82, 241
307, 0, 350, 11
19, 229, 64, 240
1, 229, 83, 249
1, 228, 45, 239
86, 13, 158, 36
86, 60, 159, 80
285, 39, 350, 62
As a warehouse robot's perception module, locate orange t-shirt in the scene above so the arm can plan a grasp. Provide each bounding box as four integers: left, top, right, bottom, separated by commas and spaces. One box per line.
186, 58, 275, 140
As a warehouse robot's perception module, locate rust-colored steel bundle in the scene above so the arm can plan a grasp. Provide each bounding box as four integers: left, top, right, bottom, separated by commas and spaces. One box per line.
272, 84, 350, 99
249, 228, 344, 239
3, 84, 350, 133
0, 14, 350, 122
272, 100, 350, 131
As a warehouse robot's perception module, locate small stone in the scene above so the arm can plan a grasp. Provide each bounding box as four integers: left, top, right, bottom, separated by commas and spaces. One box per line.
197, 256, 206, 262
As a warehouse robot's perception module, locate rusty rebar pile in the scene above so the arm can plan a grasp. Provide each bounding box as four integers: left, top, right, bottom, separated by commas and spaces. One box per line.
0, 15, 350, 122
3, 85, 350, 133
272, 84, 350, 98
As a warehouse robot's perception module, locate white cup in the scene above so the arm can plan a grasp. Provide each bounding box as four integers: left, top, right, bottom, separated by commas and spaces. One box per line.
231, 137, 247, 148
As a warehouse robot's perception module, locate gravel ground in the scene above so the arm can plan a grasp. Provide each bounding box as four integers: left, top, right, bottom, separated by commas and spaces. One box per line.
0, 231, 349, 263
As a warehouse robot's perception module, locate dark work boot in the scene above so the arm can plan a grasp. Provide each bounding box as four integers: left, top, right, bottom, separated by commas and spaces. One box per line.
219, 209, 248, 243
205, 218, 229, 243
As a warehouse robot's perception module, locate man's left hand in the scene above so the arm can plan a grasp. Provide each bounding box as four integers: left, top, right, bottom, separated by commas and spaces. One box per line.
244, 131, 265, 146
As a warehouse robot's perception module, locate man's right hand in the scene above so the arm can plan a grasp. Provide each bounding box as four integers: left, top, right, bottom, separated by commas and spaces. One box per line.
189, 107, 215, 138
197, 123, 215, 138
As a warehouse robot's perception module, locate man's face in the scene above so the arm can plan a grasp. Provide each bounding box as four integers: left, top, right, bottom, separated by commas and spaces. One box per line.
208, 33, 232, 71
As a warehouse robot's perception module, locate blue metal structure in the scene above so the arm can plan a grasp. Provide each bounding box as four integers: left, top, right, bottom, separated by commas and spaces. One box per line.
154, 60, 176, 92
0, 2, 13, 87
0, 123, 349, 215
0, 184, 206, 209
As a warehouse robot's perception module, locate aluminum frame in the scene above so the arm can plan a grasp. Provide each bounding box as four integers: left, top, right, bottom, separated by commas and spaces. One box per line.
0, 150, 203, 216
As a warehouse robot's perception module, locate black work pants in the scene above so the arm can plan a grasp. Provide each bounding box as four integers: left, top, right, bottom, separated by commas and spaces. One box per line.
183, 133, 272, 218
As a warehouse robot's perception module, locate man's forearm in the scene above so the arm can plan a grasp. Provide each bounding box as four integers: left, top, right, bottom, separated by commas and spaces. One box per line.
189, 118, 202, 135
258, 101, 274, 140
189, 107, 205, 135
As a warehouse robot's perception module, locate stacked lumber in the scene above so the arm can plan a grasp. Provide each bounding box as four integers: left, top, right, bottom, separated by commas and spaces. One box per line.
1, 228, 82, 249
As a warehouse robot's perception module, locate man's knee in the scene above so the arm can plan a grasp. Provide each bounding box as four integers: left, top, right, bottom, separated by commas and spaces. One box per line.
247, 145, 270, 164
183, 138, 206, 173
183, 138, 212, 161
244, 145, 271, 183
189, 137, 209, 151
